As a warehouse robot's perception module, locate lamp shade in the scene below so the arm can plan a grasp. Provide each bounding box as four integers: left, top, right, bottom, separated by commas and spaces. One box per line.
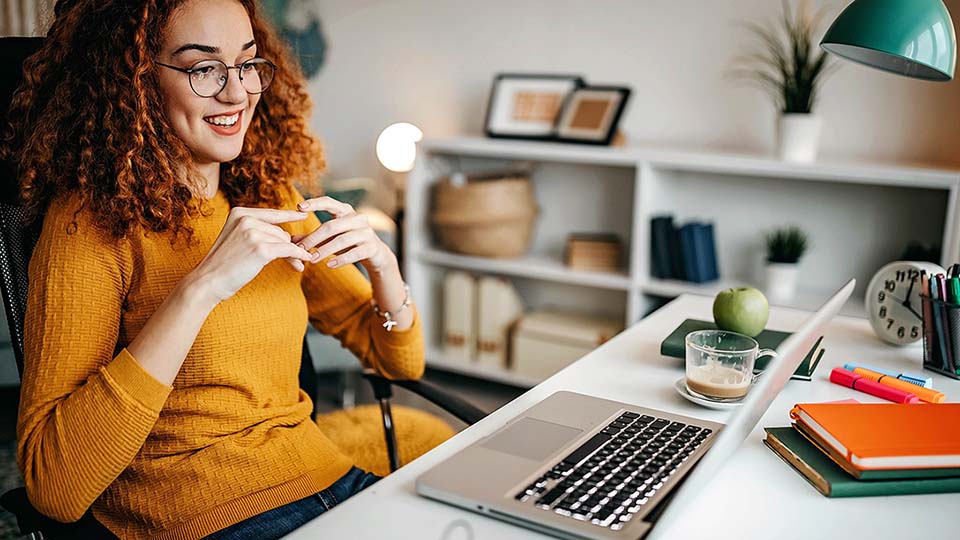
820, 0, 957, 81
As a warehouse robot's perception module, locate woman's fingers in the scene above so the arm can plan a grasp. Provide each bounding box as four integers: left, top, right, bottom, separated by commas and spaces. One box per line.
230, 206, 310, 225
325, 243, 377, 268
296, 196, 355, 218
311, 229, 372, 263
297, 213, 369, 251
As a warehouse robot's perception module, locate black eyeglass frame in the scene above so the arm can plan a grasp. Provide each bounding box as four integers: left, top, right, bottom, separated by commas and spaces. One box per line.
156, 58, 277, 98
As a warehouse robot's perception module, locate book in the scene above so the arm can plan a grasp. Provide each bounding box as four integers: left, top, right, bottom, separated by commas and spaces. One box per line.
764, 427, 960, 498
789, 403, 960, 470
650, 216, 673, 279
659, 319, 821, 380
668, 223, 685, 280
700, 222, 719, 282
679, 223, 702, 282
693, 223, 718, 282
793, 418, 960, 480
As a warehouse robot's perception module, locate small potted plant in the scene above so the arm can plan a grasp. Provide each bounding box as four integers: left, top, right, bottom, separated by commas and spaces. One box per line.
765, 226, 809, 302
735, 0, 834, 162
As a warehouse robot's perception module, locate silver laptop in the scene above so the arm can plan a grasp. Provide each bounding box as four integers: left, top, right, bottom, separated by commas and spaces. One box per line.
417, 279, 855, 540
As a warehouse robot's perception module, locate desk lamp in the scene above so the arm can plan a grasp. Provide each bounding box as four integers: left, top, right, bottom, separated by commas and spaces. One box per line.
820, 0, 957, 81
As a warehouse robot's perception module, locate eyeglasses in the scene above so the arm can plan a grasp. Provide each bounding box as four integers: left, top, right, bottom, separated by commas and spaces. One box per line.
156, 58, 276, 98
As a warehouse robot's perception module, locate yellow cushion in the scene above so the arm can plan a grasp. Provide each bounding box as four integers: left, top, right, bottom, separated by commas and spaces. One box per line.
315, 404, 455, 476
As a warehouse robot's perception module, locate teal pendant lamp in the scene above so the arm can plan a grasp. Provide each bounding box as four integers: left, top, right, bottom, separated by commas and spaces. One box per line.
820, 0, 957, 81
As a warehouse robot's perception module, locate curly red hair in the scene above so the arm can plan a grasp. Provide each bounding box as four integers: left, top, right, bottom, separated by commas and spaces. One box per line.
1, 0, 323, 240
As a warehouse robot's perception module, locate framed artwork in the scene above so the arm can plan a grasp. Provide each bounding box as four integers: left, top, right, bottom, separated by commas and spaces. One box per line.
555, 86, 631, 145
484, 73, 584, 140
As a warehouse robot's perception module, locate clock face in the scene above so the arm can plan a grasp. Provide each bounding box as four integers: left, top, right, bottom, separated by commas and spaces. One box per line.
865, 261, 946, 346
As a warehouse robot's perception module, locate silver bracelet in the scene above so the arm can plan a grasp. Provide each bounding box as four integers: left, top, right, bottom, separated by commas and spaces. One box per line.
371, 283, 412, 332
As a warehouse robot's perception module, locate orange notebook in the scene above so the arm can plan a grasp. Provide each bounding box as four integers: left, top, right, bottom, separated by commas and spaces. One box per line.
789, 403, 960, 470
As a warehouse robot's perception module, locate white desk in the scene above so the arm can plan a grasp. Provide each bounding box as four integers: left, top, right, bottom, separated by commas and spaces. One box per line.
286, 295, 960, 540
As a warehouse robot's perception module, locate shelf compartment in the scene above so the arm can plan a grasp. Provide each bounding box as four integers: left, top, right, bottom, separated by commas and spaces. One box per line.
419, 248, 634, 291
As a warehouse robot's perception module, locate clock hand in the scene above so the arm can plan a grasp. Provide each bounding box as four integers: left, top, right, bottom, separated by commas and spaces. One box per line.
902, 277, 916, 307
904, 303, 923, 321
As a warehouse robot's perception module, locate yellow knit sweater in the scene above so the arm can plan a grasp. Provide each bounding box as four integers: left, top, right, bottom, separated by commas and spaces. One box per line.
16, 185, 424, 540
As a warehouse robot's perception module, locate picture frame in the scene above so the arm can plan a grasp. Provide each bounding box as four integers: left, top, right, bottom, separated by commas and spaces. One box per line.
554, 86, 631, 146
483, 73, 584, 140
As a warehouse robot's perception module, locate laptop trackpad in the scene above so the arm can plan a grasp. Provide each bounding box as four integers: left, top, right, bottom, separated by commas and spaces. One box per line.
482, 417, 583, 462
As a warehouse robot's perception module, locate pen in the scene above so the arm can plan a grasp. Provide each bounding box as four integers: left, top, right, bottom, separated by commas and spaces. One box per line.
841, 362, 933, 388
850, 367, 945, 403
829, 367, 920, 404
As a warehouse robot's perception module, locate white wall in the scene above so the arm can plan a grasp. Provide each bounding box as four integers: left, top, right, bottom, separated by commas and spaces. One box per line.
305, 0, 960, 179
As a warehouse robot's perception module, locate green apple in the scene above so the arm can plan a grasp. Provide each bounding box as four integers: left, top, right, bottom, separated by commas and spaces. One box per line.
713, 287, 769, 337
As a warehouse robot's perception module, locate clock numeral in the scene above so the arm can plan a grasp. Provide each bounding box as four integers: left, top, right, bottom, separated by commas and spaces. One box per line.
887, 319, 894, 330
878, 291, 886, 303
879, 306, 887, 318
896, 270, 906, 282
898, 326, 905, 339
884, 280, 896, 292
908, 269, 920, 281
911, 326, 920, 339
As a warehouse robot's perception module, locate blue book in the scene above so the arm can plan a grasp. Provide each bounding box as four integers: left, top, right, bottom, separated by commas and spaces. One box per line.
679, 223, 703, 283
699, 223, 719, 282
650, 216, 673, 279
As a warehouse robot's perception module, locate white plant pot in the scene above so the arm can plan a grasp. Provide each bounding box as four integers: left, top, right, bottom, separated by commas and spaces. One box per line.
776, 113, 822, 163
765, 262, 800, 303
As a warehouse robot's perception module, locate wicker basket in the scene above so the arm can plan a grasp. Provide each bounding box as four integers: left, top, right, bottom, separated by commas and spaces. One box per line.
432, 174, 538, 258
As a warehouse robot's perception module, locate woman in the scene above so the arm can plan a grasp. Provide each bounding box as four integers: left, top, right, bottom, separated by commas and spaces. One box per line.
2, 0, 425, 538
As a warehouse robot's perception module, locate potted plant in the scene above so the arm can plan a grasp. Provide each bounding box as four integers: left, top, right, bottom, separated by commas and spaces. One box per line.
737, 0, 834, 162
765, 226, 810, 302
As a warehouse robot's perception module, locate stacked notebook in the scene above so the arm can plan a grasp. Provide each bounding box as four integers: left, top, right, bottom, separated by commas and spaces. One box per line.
564, 233, 622, 272
660, 319, 825, 380
765, 402, 960, 497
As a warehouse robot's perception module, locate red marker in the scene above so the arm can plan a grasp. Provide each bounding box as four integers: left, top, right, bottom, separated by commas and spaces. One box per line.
829, 367, 920, 404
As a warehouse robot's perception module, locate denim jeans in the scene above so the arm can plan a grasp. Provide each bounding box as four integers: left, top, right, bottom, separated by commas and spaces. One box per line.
205, 467, 381, 540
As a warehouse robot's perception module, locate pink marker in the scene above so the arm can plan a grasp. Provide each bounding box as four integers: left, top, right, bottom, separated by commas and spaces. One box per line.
829, 367, 920, 404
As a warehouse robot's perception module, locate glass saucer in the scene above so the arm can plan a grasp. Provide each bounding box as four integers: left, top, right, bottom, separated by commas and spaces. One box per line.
674, 378, 745, 411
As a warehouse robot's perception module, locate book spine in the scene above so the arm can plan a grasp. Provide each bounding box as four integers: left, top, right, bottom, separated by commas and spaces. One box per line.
680, 224, 701, 283
650, 216, 672, 279
829, 476, 960, 498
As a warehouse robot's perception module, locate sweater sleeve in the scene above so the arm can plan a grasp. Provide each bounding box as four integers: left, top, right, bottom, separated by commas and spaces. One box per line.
289, 188, 425, 380
16, 197, 172, 523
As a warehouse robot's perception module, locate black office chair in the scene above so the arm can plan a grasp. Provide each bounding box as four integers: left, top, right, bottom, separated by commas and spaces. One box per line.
0, 36, 485, 539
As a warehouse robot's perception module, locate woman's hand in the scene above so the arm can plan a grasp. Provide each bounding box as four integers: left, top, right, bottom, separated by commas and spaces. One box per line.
189, 207, 316, 304
294, 197, 397, 274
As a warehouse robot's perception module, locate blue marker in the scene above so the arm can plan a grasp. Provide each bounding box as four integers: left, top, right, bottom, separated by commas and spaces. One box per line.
842, 362, 933, 389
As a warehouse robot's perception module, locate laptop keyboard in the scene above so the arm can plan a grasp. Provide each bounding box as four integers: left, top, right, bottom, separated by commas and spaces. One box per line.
514, 412, 712, 531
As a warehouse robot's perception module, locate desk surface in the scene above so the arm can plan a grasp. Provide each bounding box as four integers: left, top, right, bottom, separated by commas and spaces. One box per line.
285, 295, 960, 540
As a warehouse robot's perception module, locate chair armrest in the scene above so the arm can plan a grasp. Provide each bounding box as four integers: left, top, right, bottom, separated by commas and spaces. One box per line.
361, 372, 487, 425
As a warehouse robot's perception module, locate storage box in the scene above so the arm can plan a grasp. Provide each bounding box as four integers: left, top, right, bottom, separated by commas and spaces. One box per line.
511, 311, 623, 380
442, 271, 476, 362
476, 276, 524, 369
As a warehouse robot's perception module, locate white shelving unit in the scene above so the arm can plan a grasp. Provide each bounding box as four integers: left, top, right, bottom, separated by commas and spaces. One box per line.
405, 136, 960, 387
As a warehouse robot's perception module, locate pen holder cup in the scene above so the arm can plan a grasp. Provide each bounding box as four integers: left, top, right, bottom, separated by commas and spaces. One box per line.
921, 295, 960, 380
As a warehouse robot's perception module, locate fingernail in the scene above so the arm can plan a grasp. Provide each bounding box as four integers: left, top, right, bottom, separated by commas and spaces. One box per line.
312, 252, 321, 262
297, 202, 307, 210
327, 259, 338, 268
297, 243, 305, 250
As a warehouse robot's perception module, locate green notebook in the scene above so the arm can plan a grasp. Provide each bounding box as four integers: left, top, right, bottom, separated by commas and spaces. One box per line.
660, 319, 823, 380
764, 427, 960, 497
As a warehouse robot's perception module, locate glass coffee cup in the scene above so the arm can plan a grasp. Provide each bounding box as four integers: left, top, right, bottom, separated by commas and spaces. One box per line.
684, 330, 778, 401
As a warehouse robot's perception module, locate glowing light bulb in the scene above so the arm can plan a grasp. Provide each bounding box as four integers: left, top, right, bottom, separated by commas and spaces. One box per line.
376, 122, 423, 173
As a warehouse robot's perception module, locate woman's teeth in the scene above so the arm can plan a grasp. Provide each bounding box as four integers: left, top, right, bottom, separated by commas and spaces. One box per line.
204, 113, 239, 127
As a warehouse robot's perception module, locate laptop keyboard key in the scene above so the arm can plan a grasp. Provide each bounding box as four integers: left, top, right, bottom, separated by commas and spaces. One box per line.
562, 432, 611, 466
